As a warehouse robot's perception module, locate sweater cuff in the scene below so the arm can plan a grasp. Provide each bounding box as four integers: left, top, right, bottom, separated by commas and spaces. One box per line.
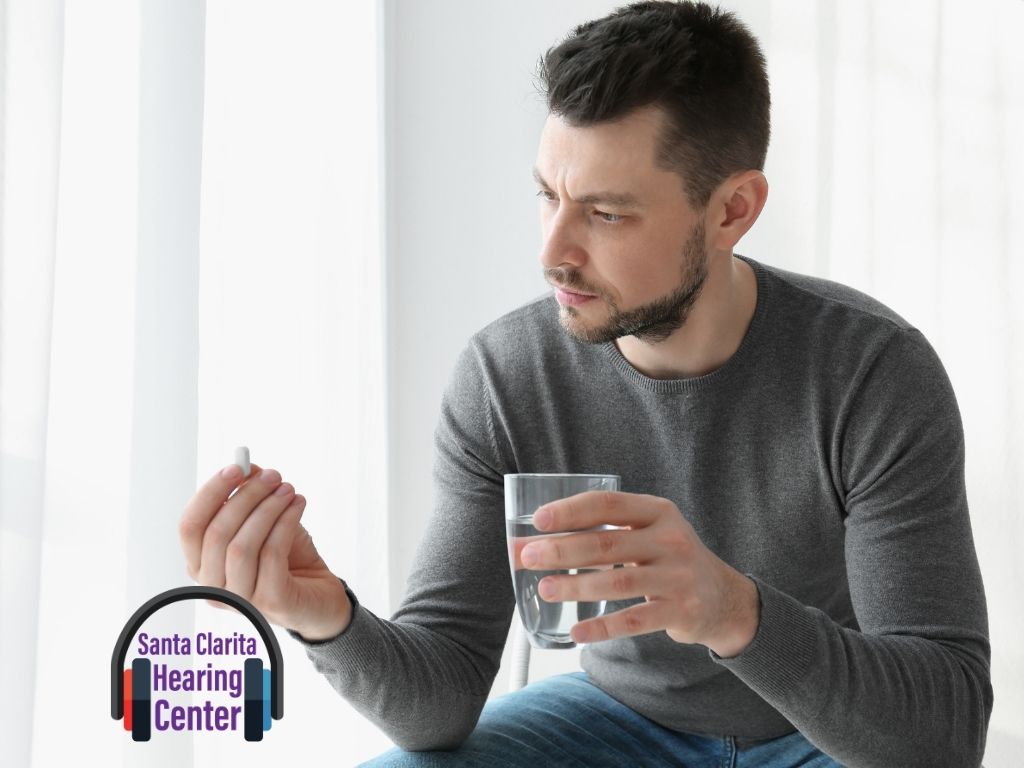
708, 575, 820, 701
285, 580, 383, 673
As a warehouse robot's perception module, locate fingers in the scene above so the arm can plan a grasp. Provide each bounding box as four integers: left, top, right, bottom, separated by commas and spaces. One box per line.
252, 500, 306, 615
222, 488, 306, 602
520, 526, 655, 570
538, 563, 652, 603
196, 466, 291, 591
536, 491, 670, 533
180, 461, 264, 578
572, 600, 671, 644
180, 461, 304, 609
205, 598, 242, 615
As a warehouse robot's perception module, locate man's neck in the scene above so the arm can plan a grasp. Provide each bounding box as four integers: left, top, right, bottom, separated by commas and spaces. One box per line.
614, 254, 757, 380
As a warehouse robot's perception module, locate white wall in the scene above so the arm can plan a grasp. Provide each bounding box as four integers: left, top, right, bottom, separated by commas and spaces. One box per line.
381, 2, 1022, 764
382, 0, 625, 690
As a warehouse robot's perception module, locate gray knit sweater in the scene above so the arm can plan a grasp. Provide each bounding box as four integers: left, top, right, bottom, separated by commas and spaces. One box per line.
290, 255, 992, 767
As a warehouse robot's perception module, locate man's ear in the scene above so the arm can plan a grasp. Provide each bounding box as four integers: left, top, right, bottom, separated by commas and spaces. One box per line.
708, 170, 769, 251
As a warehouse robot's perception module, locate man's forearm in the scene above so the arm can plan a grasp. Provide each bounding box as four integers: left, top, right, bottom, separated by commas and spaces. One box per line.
714, 579, 992, 768
289, 585, 500, 751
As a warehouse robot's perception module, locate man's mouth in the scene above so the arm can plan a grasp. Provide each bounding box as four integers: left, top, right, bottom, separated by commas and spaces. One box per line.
549, 282, 595, 297
553, 287, 597, 306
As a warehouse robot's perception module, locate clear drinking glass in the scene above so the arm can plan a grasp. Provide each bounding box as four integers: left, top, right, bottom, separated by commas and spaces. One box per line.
504, 473, 621, 649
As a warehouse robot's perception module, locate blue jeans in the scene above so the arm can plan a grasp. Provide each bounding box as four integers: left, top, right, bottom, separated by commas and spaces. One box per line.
360, 671, 842, 767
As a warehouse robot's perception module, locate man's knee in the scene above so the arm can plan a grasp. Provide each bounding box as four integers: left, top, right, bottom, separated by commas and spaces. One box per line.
357, 725, 531, 768
357, 675, 589, 768
358, 746, 449, 767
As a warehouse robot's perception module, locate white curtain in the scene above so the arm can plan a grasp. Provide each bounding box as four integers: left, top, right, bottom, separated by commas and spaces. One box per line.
0, 0, 390, 765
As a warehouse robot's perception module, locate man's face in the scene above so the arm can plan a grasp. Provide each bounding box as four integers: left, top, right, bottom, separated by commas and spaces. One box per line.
535, 106, 708, 345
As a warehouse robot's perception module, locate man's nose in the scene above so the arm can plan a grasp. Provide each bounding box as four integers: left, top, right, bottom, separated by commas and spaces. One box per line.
539, 208, 587, 270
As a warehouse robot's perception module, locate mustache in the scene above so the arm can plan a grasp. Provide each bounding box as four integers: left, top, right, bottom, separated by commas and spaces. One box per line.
543, 268, 597, 296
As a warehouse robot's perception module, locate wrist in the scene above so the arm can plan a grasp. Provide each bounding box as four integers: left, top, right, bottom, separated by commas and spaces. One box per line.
293, 581, 353, 642
706, 572, 760, 659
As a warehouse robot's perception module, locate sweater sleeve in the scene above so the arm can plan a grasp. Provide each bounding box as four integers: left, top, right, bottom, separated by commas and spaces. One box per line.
287, 340, 515, 751
712, 327, 993, 768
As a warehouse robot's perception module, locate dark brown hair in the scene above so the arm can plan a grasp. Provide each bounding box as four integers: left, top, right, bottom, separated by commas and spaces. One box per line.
535, 1, 770, 209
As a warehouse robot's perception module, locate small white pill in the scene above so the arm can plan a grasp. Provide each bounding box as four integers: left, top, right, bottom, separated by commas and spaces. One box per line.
234, 446, 251, 477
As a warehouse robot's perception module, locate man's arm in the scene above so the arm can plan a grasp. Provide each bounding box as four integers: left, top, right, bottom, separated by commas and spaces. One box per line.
714, 327, 993, 767
289, 340, 514, 751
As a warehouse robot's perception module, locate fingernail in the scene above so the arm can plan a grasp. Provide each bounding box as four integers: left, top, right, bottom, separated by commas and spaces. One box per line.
274, 482, 293, 496
539, 579, 556, 599
260, 468, 281, 484
534, 507, 552, 530
221, 465, 242, 480
573, 625, 590, 643
522, 544, 539, 568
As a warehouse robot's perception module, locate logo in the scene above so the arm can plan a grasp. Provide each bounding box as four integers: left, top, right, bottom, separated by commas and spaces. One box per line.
111, 586, 284, 742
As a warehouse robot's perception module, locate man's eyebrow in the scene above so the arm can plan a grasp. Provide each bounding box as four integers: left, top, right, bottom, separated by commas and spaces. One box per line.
532, 167, 645, 209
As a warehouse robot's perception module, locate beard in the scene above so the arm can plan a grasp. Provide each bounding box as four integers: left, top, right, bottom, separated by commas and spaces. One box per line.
546, 219, 709, 345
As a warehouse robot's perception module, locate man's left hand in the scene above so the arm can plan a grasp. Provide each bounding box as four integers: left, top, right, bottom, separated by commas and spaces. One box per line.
519, 490, 760, 657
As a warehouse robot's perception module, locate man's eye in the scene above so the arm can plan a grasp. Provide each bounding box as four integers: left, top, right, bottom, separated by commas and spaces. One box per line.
536, 191, 623, 224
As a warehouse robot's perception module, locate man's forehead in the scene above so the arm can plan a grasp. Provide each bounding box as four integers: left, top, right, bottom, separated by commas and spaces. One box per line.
534, 110, 674, 208
538, 110, 663, 173
532, 165, 646, 210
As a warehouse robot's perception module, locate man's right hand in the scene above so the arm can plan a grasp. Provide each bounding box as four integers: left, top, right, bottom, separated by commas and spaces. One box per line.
178, 461, 352, 642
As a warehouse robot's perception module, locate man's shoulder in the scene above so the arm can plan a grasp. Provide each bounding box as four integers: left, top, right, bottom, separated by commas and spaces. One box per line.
749, 257, 950, 395
752, 256, 914, 333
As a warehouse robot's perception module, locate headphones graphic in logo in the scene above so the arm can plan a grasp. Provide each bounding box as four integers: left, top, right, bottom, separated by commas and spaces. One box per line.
111, 586, 283, 742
